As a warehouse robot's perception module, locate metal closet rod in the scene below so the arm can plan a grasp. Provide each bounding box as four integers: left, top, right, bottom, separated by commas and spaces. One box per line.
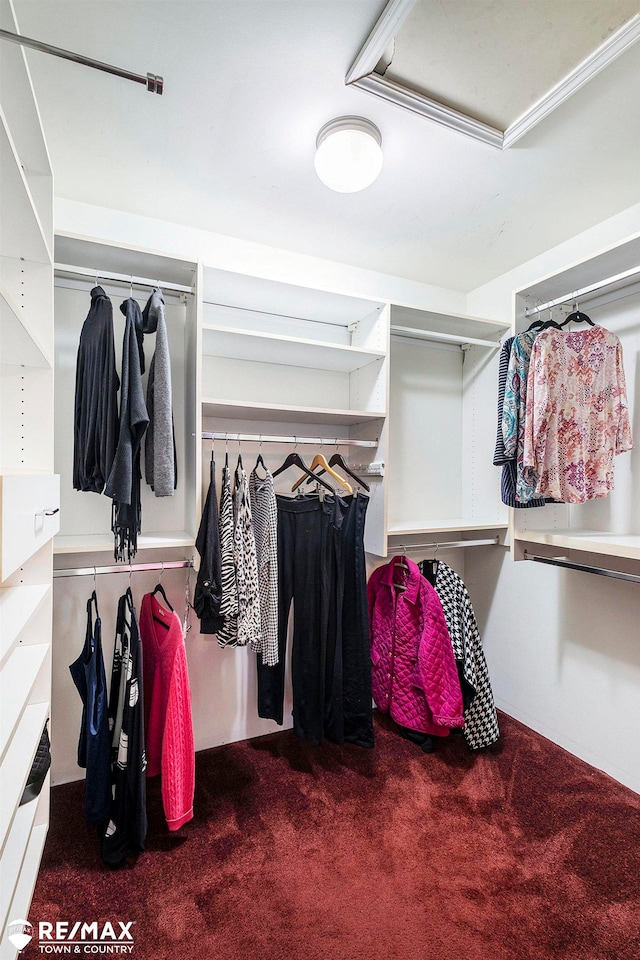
523, 264, 640, 317
524, 552, 640, 584
54, 263, 194, 295
0, 28, 163, 93
202, 432, 378, 448
390, 325, 501, 350
53, 559, 193, 579
395, 537, 501, 551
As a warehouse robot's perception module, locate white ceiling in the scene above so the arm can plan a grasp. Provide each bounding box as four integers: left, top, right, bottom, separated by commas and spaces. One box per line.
389, 0, 640, 129
12, 0, 640, 292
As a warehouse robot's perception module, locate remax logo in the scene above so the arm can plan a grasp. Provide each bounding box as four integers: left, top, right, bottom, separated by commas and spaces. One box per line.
7, 919, 33, 951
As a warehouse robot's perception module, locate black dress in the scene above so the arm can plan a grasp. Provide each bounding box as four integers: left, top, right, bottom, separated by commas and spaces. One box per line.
73, 286, 120, 493
194, 454, 224, 634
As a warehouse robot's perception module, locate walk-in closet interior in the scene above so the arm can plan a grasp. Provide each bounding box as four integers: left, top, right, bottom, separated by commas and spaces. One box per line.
2, 0, 640, 957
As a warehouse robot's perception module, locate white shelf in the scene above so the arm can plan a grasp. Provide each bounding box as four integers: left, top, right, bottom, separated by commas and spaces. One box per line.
0, 773, 46, 937
54, 530, 195, 555
0, 644, 49, 760
202, 324, 385, 373
202, 398, 385, 426
0, 701, 49, 854
0, 109, 51, 265
388, 520, 508, 537
1, 822, 48, 956
0, 283, 51, 368
0, 585, 50, 666
515, 529, 640, 562
390, 303, 509, 341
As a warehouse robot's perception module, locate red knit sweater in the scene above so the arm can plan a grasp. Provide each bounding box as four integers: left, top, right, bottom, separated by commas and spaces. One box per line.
140, 592, 195, 831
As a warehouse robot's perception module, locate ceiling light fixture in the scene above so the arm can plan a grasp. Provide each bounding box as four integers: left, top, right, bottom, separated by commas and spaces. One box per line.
314, 117, 383, 193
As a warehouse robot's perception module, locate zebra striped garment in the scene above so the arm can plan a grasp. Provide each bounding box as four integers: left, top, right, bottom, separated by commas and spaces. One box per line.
233, 462, 262, 651
216, 456, 239, 647
249, 467, 279, 667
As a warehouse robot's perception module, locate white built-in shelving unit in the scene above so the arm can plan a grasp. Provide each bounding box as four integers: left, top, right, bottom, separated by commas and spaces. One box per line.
0, 0, 56, 953
385, 303, 509, 556
52, 234, 200, 560
512, 232, 640, 573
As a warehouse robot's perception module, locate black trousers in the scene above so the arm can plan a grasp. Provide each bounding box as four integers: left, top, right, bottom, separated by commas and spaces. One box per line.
257, 494, 373, 748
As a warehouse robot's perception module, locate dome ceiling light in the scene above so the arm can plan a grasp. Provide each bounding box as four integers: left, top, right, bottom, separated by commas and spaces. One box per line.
314, 117, 383, 193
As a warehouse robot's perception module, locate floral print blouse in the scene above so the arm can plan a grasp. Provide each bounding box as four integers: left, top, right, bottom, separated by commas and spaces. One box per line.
522, 325, 633, 503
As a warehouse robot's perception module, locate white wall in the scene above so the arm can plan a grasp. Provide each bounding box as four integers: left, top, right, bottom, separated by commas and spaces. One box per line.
465, 201, 640, 795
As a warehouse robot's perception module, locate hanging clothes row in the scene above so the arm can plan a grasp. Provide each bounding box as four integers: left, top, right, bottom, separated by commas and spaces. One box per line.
69, 579, 194, 866
495, 306, 633, 505
368, 555, 499, 752
73, 284, 177, 561
194, 443, 374, 749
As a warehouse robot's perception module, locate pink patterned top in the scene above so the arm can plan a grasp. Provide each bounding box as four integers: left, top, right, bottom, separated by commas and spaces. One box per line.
522, 325, 633, 504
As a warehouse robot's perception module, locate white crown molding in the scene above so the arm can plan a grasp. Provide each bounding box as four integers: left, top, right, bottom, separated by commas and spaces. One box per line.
346, 7, 640, 151
345, 0, 417, 84
503, 12, 640, 148
351, 73, 504, 148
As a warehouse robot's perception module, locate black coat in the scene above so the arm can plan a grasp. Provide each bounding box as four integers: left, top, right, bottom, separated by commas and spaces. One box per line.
73, 286, 120, 493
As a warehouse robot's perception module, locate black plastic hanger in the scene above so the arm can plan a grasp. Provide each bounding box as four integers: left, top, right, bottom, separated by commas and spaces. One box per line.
561, 307, 594, 327
151, 568, 174, 612
254, 451, 267, 477
272, 451, 335, 493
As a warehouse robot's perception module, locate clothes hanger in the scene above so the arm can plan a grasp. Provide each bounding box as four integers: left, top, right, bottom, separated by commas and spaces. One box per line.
254, 436, 267, 477
151, 562, 174, 612
291, 452, 353, 494
561, 297, 594, 328
299, 448, 370, 493
272, 445, 335, 493
539, 305, 563, 331
393, 546, 409, 591
526, 304, 545, 332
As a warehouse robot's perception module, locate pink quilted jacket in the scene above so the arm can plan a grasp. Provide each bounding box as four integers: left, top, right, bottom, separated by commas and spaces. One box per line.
368, 557, 465, 737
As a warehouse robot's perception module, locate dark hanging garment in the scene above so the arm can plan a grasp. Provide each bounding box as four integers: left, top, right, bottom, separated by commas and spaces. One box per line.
69, 592, 112, 825
102, 589, 147, 867
142, 288, 177, 497
105, 298, 149, 561
194, 456, 224, 634
73, 286, 120, 494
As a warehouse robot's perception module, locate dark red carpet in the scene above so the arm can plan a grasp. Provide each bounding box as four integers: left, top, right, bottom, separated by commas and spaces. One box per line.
25, 713, 640, 960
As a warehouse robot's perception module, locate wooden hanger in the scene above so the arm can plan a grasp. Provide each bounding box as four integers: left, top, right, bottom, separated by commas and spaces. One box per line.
272, 450, 335, 493
300, 452, 370, 493
291, 453, 353, 493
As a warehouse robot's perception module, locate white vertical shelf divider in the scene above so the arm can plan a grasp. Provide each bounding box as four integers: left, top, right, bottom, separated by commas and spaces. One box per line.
0, 0, 54, 950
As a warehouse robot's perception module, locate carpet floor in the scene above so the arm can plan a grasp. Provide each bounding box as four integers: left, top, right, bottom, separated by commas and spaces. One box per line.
22, 712, 640, 960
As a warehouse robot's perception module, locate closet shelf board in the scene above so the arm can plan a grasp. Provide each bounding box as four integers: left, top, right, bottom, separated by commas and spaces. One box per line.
202, 398, 386, 426
0, 773, 45, 937
0, 284, 52, 369
0, 111, 51, 265
2, 822, 48, 947
0, 700, 49, 854
202, 325, 385, 373
515, 529, 640, 562
0, 643, 49, 760
0, 584, 50, 666
54, 531, 195, 555
390, 304, 509, 341
388, 520, 508, 537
